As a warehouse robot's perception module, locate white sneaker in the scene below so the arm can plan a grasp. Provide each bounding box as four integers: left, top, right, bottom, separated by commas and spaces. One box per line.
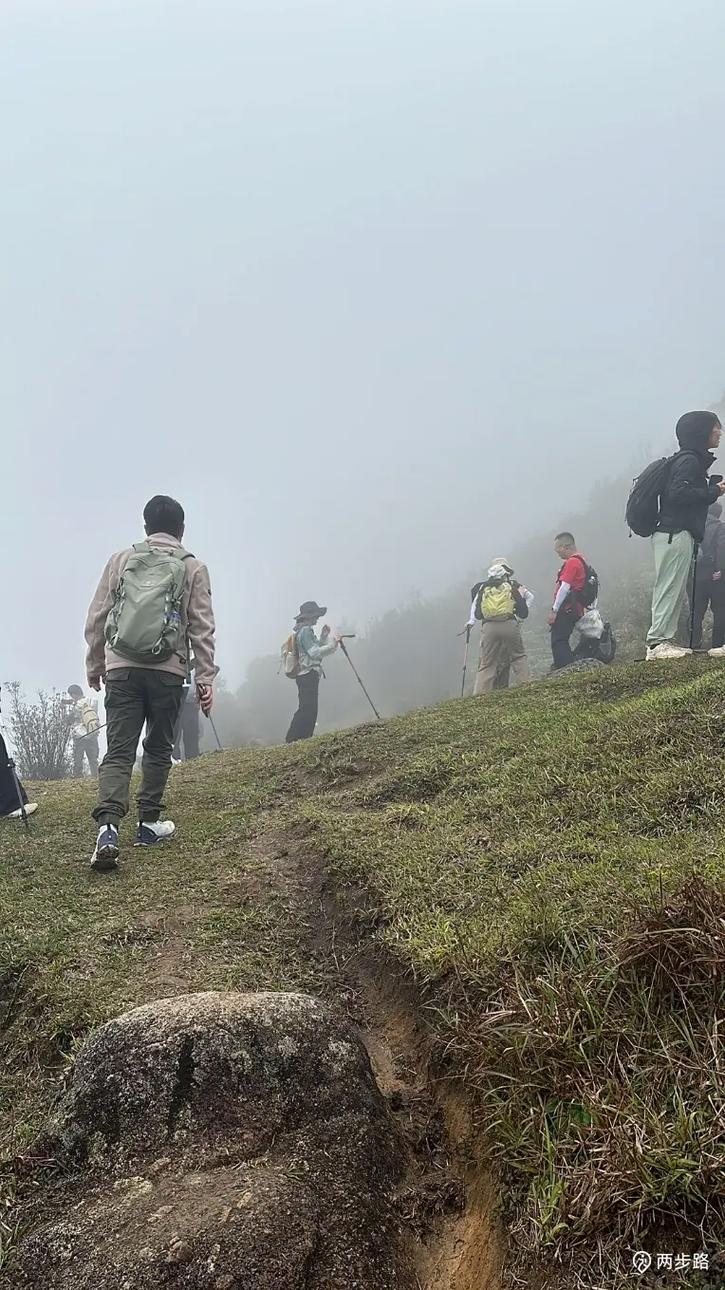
708, 645, 725, 657
646, 642, 692, 660
135, 819, 176, 847
7, 802, 38, 820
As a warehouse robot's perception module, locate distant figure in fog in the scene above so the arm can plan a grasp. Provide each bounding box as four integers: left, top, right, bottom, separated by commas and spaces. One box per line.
468, 559, 533, 694
687, 500, 725, 650
646, 411, 725, 660
282, 601, 341, 742
548, 533, 598, 670
67, 684, 100, 777
173, 662, 201, 762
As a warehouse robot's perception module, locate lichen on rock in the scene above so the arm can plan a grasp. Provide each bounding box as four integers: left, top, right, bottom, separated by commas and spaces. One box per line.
10, 991, 412, 1290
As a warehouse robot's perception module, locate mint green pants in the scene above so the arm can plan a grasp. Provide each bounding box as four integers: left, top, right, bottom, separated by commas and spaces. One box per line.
647, 530, 695, 647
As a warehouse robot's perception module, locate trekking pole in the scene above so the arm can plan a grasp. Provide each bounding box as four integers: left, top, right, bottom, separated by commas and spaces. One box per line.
338, 636, 382, 720
689, 542, 700, 651
206, 713, 224, 751
7, 755, 30, 832
458, 624, 471, 698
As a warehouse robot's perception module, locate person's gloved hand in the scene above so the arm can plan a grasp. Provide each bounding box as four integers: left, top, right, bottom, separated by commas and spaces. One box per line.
197, 684, 213, 715
88, 675, 103, 691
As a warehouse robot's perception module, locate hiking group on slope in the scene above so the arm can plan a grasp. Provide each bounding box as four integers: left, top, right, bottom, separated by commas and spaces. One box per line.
466, 407, 725, 691
4, 408, 723, 852
466, 535, 615, 693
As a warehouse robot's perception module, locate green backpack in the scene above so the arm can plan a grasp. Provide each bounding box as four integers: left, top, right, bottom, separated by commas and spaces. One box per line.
104, 542, 193, 665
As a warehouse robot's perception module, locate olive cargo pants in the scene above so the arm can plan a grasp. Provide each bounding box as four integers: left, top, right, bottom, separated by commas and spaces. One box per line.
93, 668, 184, 827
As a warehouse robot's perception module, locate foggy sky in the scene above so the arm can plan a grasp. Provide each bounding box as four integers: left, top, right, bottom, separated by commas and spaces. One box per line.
3, 0, 725, 695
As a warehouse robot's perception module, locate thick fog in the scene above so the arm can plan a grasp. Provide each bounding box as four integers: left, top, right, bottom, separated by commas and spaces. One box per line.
3, 0, 725, 695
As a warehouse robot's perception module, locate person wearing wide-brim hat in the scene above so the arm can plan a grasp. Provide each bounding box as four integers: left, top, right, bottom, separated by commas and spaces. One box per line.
285, 601, 340, 743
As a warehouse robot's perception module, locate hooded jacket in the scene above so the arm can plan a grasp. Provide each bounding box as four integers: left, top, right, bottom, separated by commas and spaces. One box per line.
658, 413, 721, 543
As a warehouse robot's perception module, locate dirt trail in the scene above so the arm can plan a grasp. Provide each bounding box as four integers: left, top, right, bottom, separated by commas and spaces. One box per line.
250, 826, 506, 1290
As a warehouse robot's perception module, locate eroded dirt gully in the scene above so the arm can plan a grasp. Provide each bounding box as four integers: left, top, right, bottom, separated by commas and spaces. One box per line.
247, 824, 506, 1290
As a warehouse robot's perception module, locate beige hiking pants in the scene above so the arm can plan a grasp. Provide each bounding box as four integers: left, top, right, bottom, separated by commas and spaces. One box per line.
473, 620, 530, 695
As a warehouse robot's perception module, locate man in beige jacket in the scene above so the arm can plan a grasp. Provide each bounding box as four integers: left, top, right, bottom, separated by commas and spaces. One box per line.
84, 494, 217, 872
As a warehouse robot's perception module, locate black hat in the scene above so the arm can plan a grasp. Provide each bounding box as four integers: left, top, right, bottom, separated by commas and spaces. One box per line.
295, 600, 327, 622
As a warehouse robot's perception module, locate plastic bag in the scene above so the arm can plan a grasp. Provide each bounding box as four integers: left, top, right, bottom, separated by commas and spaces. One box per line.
576, 608, 605, 640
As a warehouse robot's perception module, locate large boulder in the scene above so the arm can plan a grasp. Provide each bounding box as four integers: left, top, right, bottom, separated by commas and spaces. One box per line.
10, 992, 413, 1290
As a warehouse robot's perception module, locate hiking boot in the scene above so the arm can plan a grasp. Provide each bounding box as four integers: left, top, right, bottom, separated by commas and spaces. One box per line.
91, 824, 120, 872
7, 802, 38, 820
645, 642, 692, 660
135, 819, 176, 847
708, 645, 725, 657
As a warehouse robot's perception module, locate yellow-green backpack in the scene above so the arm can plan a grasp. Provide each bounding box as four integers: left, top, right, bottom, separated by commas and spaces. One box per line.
479, 579, 516, 620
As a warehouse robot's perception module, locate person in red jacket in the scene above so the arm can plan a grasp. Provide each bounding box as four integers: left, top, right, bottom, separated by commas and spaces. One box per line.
548, 532, 588, 669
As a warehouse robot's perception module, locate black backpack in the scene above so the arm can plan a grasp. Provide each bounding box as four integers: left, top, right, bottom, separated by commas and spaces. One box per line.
564, 556, 599, 607
578, 559, 599, 608
625, 451, 699, 537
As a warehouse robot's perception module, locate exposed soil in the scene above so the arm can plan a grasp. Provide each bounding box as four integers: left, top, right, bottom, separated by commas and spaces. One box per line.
4, 820, 505, 1290
249, 824, 506, 1290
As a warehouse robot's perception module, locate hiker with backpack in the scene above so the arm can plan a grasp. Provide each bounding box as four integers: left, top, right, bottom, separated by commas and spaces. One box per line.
686, 501, 725, 651
84, 495, 217, 872
282, 601, 341, 742
626, 411, 725, 660
468, 560, 533, 694
66, 684, 100, 777
548, 533, 599, 669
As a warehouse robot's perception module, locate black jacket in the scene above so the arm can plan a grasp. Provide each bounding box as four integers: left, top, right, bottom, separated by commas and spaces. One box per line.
699, 512, 725, 574
658, 417, 721, 543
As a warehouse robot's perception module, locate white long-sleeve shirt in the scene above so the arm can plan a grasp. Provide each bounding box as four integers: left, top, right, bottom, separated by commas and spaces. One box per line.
552, 581, 571, 614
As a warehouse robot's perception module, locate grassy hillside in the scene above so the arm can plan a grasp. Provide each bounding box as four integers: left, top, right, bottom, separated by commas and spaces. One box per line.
1, 662, 724, 1287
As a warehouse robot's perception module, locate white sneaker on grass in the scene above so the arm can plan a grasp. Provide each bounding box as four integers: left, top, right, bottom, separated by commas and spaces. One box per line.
135, 819, 176, 847
708, 645, 725, 657
7, 802, 38, 820
645, 642, 692, 660
91, 824, 120, 872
